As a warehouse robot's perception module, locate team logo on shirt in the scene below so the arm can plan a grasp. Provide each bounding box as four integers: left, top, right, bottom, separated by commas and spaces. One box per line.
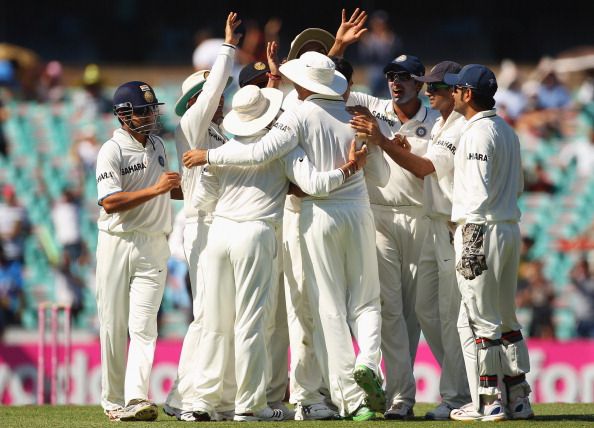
96, 171, 114, 183
468, 153, 489, 161
372, 110, 396, 127
158, 156, 165, 167
121, 162, 147, 175
436, 139, 457, 155
415, 126, 427, 137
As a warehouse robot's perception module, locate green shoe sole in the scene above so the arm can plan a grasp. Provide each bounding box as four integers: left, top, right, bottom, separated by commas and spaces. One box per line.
353, 365, 386, 413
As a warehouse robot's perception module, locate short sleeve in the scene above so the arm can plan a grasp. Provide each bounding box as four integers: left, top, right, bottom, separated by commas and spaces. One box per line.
96, 141, 122, 203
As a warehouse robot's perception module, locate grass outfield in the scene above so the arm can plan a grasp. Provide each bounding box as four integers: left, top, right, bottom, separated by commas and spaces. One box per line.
3, 404, 594, 427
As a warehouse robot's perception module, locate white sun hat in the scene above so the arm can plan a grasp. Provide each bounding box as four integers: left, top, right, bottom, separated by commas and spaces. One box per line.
222, 85, 284, 137
279, 51, 347, 97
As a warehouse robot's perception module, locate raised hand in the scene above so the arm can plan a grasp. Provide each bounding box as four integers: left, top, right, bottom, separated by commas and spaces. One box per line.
267, 41, 280, 76
225, 12, 243, 46
182, 149, 208, 168
337, 8, 368, 46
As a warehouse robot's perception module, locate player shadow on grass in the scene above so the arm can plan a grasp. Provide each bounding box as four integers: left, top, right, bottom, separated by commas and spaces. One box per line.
533, 414, 594, 422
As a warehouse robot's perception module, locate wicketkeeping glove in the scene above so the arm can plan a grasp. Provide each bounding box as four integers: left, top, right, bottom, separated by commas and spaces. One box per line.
456, 223, 488, 280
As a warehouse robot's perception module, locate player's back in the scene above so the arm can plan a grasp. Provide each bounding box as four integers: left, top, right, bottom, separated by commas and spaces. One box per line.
297, 96, 369, 203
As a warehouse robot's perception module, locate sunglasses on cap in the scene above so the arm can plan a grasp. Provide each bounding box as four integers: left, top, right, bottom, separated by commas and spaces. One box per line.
426, 82, 451, 92
454, 84, 474, 92
385, 71, 413, 82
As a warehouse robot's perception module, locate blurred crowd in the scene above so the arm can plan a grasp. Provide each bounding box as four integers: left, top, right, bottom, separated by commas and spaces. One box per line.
0, 13, 594, 341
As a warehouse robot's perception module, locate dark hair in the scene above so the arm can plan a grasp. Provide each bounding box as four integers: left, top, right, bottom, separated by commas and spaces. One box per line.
330, 56, 353, 83
471, 91, 496, 110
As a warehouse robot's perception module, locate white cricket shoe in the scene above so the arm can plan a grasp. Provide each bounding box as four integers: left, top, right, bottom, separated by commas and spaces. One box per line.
384, 401, 414, 420
163, 403, 201, 421
234, 406, 284, 422
269, 400, 295, 420
450, 400, 506, 422
118, 399, 158, 421
294, 402, 340, 420
425, 402, 453, 420
508, 396, 535, 419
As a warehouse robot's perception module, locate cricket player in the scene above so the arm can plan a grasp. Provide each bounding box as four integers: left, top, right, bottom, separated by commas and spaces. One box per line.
163, 12, 240, 422
95, 81, 181, 421
190, 84, 368, 422
345, 54, 439, 419
350, 61, 471, 420
182, 52, 389, 421
443, 64, 533, 422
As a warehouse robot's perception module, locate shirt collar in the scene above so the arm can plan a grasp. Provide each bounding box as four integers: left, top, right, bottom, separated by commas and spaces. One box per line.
467, 109, 497, 125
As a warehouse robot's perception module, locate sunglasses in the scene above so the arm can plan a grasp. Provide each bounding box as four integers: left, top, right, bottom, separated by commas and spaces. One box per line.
454, 84, 474, 92
426, 82, 451, 92
386, 71, 413, 82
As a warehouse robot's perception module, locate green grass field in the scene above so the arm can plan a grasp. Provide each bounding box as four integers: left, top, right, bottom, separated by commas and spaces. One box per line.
3, 404, 593, 427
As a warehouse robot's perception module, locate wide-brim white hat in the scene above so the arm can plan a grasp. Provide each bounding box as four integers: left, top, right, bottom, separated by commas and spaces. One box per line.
279, 51, 347, 97
287, 28, 335, 61
222, 86, 284, 137
175, 69, 232, 117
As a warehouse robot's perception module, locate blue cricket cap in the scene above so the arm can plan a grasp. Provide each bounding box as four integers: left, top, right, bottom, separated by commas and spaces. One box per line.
383, 54, 425, 77
113, 81, 163, 111
444, 64, 498, 97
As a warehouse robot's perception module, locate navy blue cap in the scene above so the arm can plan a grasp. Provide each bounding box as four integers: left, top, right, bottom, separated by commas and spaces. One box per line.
239, 61, 270, 88
444, 64, 498, 97
414, 61, 461, 83
113, 81, 163, 110
383, 54, 425, 77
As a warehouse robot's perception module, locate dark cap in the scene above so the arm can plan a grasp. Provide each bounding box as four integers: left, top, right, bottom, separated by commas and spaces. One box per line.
383, 54, 425, 77
113, 81, 163, 111
238, 61, 270, 88
444, 64, 498, 97
414, 61, 462, 83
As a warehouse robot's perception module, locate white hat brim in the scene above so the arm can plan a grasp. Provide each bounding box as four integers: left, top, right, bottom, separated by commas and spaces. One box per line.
222, 88, 284, 137
279, 60, 347, 97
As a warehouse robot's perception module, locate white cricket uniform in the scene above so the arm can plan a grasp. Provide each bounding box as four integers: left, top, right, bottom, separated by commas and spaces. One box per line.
192, 131, 347, 416
95, 129, 171, 410
207, 94, 390, 416
348, 91, 439, 407
414, 111, 470, 408
451, 109, 530, 409
167, 43, 234, 412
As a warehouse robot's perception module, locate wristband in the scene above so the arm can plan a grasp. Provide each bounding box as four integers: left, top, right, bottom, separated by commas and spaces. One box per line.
266, 72, 281, 81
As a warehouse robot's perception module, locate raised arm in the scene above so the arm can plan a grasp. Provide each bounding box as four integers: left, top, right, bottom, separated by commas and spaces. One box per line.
183, 109, 300, 168
179, 12, 241, 148
328, 8, 368, 58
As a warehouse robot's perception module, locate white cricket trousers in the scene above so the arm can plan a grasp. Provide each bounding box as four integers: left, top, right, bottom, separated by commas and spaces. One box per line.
193, 217, 277, 415
283, 206, 327, 406
166, 216, 210, 410
96, 230, 168, 411
455, 222, 531, 409
415, 218, 470, 407
300, 200, 382, 416
372, 204, 428, 407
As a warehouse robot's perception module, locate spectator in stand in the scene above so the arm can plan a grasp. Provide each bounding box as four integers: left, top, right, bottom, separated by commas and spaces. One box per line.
357, 10, 402, 97
39, 60, 66, 103
0, 243, 24, 340
535, 58, 571, 110
70, 125, 101, 174
524, 161, 557, 194
51, 188, 84, 264
568, 258, 594, 338
0, 96, 9, 157
494, 60, 527, 124
0, 184, 29, 266
54, 252, 85, 322
72, 64, 112, 120
558, 125, 594, 178
516, 261, 556, 338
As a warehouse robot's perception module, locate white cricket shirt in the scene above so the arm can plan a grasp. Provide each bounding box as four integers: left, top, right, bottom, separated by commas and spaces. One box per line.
347, 92, 439, 207
422, 111, 466, 218
96, 129, 172, 234
451, 109, 524, 224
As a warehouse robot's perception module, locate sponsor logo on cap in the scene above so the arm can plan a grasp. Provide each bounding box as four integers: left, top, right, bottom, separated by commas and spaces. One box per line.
144, 91, 155, 103
396, 55, 407, 62
254, 62, 266, 71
